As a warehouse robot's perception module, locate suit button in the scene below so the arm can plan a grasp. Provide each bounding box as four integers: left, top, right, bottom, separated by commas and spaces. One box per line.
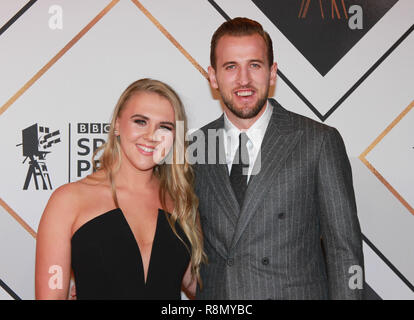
262, 257, 270, 265
227, 258, 234, 266
278, 212, 285, 219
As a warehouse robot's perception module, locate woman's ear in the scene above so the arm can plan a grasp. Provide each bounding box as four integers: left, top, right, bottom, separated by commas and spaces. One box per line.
114, 119, 120, 136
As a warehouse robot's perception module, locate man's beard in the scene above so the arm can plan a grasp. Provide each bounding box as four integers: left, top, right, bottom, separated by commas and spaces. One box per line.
220, 88, 268, 119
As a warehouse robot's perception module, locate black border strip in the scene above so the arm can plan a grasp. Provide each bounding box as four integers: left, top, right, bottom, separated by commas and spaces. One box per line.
207, 0, 414, 122
0, 0, 38, 37
363, 234, 414, 292
0, 278, 21, 300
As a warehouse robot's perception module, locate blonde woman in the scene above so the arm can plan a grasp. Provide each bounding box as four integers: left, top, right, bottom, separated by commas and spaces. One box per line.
35, 79, 205, 299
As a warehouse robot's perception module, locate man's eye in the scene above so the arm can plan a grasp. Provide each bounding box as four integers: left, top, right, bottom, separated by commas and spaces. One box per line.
251, 63, 260, 68
225, 65, 236, 70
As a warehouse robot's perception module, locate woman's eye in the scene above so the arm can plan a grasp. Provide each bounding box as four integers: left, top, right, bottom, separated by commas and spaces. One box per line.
134, 119, 146, 125
160, 125, 173, 131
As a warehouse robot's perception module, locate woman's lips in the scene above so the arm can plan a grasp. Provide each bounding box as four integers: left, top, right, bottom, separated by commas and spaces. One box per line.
136, 144, 155, 155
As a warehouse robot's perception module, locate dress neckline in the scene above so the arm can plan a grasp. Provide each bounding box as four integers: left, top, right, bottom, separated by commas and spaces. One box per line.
71, 207, 166, 241
71, 208, 166, 286
119, 208, 162, 286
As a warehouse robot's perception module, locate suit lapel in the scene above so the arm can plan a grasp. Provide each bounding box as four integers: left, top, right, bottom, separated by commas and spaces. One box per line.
229, 99, 303, 251
203, 116, 240, 227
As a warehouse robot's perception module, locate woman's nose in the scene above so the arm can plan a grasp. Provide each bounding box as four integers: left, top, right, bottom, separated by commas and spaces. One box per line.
143, 126, 157, 142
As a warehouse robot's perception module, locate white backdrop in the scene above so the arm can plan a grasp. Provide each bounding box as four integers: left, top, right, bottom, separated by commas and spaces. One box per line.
0, 0, 413, 299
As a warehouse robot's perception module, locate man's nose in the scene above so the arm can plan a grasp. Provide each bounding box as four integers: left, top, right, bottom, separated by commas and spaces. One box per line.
237, 66, 251, 86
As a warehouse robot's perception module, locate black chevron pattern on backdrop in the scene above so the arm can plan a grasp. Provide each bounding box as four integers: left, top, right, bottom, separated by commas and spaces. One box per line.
252, 0, 400, 76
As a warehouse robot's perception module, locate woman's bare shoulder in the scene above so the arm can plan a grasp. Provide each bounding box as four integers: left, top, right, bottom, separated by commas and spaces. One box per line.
38, 171, 112, 244
45, 171, 108, 215
38, 182, 82, 232
48, 182, 82, 207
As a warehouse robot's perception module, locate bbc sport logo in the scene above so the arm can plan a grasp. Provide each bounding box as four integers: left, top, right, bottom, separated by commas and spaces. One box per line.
16, 122, 110, 191
73, 122, 109, 179
16, 124, 61, 190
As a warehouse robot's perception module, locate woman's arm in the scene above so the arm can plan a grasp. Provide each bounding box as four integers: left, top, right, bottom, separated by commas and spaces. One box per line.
182, 262, 196, 299
35, 184, 78, 299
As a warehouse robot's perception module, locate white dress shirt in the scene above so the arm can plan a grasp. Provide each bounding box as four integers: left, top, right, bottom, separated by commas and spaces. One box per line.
223, 101, 273, 183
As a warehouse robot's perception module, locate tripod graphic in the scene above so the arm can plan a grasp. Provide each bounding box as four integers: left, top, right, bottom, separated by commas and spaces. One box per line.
17, 124, 61, 190
22, 152, 52, 190
298, 0, 349, 19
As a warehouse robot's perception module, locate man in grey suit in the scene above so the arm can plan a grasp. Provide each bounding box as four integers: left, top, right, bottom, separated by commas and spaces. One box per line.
193, 17, 364, 299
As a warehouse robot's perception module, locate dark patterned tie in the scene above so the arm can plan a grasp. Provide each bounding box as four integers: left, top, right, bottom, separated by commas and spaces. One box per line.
230, 132, 250, 207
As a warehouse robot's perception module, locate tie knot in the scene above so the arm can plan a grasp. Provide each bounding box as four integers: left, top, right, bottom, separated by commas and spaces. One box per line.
239, 132, 249, 145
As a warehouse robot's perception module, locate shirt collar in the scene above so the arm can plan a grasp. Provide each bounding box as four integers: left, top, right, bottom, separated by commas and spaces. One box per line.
223, 100, 273, 149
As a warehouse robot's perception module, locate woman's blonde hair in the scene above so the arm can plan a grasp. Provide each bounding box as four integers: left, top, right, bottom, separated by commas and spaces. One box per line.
93, 78, 206, 286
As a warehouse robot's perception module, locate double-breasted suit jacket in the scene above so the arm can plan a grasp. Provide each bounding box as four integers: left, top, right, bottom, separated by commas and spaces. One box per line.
193, 99, 364, 299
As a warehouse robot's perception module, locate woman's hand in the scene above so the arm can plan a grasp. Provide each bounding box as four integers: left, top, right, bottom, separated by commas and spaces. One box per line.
182, 263, 196, 299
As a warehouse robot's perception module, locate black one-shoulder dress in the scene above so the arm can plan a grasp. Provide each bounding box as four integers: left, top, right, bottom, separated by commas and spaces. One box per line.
71, 208, 190, 299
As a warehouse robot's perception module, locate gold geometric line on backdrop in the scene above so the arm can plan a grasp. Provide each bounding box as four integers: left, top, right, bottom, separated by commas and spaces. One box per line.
0, 0, 120, 237
0, 0, 206, 239
359, 100, 414, 216
0, 197, 36, 238
130, 0, 209, 80
0, 0, 120, 117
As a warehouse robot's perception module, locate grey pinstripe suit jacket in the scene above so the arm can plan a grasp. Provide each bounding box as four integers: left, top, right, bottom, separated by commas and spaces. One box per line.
193, 99, 364, 300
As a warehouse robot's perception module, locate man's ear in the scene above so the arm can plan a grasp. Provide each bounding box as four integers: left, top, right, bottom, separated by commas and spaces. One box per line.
269, 62, 277, 86
208, 66, 219, 89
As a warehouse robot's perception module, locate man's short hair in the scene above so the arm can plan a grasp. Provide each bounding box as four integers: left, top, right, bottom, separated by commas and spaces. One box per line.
210, 17, 274, 70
